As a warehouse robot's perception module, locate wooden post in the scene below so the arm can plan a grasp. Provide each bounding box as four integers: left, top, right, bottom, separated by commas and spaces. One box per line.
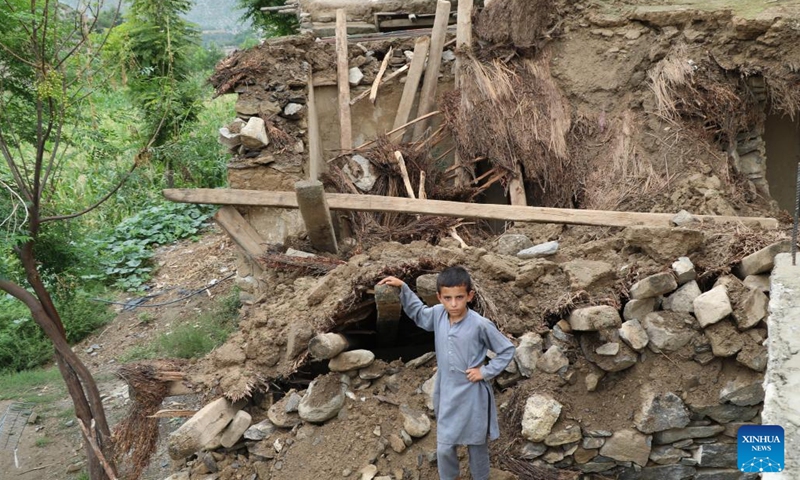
295, 180, 339, 254
370, 47, 393, 104
307, 71, 324, 180
455, 0, 473, 89
509, 162, 527, 206
394, 151, 416, 199
412, 0, 451, 141
336, 9, 352, 151
392, 36, 430, 141
213, 206, 266, 260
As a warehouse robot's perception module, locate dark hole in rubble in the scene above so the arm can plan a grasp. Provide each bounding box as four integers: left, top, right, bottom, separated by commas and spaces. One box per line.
764, 113, 800, 212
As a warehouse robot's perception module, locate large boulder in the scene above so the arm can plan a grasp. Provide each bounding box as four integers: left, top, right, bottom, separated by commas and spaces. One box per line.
662, 281, 701, 313
641, 311, 698, 353
630, 272, 678, 299
515, 332, 543, 377
495, 234, 533, 256
297, 373, 348, 423
521, 394, 562, 442
634, 392, 691, 434
735, 240, 791, 277
599, 428, 652, 467
569, 305, 622, 332
693, 286, 733, 327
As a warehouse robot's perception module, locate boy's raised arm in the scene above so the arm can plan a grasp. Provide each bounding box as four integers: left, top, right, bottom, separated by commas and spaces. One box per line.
378, 276, 436, 332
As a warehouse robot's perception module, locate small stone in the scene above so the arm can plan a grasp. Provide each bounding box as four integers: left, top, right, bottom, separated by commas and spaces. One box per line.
585, 370, 604, 392
360, 359, 387, 380
284, 391, 302, 413
705, 320, 744, 357
495, 234, 533, 256
358, 464, 377, 480
599, 428, 652, 467
693, 286, 733, 327
623, 298, 658, 322
569, 305, 622, 332
329, 350, 375, 372
244, 419, 277, 441
672, 257, 696, 284
441, 50, 456, 62
630, 272, 678, 299
634, 392, 691, 434
596, 342, 619, 356
517, 241, 559, 259
544, 421, 582, 446
719, 375, 764, 406
734, 288, 768, 330
671, 210, 699, 226
696, 443, 737, 468
218, 127, 241, 149
400, 405, 431, 438
580, 329, 638, 372
400, 429, 412, 446
239, 116, 269, 149
405, 352, 435, 369
349, 67, 364, 86
641, 311, 697, 353
583, 437, 605, 449
282, 102, 304, 119
515, 332, 543, 377
388, 434, 406, 453
653, 426, 725, 444
742, 274, 770, 292
619, 320, 649, 351
343, 155, 378, 192
521, 394, 563, 442
650, 445, 690, 465
736, 338, 767, 372
536, 345, 569, 374
735, 240, 791, 277
520, 442, 547, 459
688, 403, 759, 424
662, 281, 701, 313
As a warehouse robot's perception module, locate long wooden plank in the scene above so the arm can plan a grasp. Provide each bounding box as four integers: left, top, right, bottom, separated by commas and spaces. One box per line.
336, 9, 353, 150
370, 46, 393, 103
455, 0, 472, 89
166, 189, 779, 229
508, 162, 527, 206
213, 206, 266, 259
392, 36, 430, 141
307, 71, 325, 180
412, 0, 451, 140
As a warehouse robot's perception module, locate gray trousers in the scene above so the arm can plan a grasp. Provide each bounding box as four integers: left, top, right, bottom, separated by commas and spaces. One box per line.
437, 442, 490, 480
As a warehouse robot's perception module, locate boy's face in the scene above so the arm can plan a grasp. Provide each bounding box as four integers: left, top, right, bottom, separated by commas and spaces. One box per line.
437, 285, 475, 321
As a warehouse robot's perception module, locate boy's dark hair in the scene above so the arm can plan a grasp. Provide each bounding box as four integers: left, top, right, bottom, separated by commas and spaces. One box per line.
436, 266, 473, 292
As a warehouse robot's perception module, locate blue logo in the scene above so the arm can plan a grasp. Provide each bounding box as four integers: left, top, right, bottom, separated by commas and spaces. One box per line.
738, 425, 784, 473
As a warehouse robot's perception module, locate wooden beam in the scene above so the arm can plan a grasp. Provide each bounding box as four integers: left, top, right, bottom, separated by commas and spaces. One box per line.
295, 180, 339, 254
508, 162, 527, 206
336, 9, 353, 151
392, 36, 430, 141
213, 206, 266, 260
307, 71, 325, 180
370, 46, 392, 103
165, 189, 780, 229
350, 64, 409, 105
394, 151, 416, 199
412, 0, 451, 141
149, 409, 199, 419
455, 0, 473, 89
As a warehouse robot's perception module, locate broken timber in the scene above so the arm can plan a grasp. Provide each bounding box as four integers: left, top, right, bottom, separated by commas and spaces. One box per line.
213, 206, 267, 260
164, 189, 779, 229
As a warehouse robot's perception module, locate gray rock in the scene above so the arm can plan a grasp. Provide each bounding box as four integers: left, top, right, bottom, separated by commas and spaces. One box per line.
733, 288, 768, 330
623, 297, 658, 322
672, 257, 696, 284
694, 286, 733, 327
672, 210, 699, 227
541, 448, 565, 463
619, 319, 649, 351
421, 372, 436, 410
536, 345, 569, 374
583, 436, 605, 449
562, 260, 615, 290
297, 373, 348, 423
585, 369, 604, 392
282, 102, 304, 119
619, 464, 696, 480
520, 442, 547, 459
343, 155, 378, 192
689, 403, 759, 423
268, 393, 302, 428
735, 240, 791, 277
569, 305, 622, 332
239, 116, 269, 149
696, 443, 737, 468
596, 342, 619, 356
663, 281, 702, 313
650, 445, 691, 465
515, 332, 543, 377
218, 127, 241, 149
630, 272, 678, 299
348, 67, 364, 86
599, 428, 652, 467
581, 329, 638, 372
521, 394, 563, 442
719, 375, 765, 406
495, 234, 533, 256
736, 337, 767, 372
243, 419, 277, 441
441, 49, 456, 62
329, 350, 375, 372
406, 351, 436, 369
653, 425, 725, 444
578, 461, 617, 473
515, 259, 559, 289
634, 392, 691, 434
284, 391, 302, 413
705, 320, 744, 357
742, 274, 770, 293
694, 469, 758, 480
641, 311, 698, 353
400, 405, 431, 437
517, 241, 559, 259
359, 359, 387, 380
544, 420, 582, 446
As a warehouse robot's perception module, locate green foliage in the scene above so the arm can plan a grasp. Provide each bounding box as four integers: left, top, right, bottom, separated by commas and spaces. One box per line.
0, 366, 64, 403
237, 0, 298, 37
0, 299, 53, 373
97, 201, 215, 290
120, 288, 240, 361
54, 283, 114, 343
35, 437, 52, 447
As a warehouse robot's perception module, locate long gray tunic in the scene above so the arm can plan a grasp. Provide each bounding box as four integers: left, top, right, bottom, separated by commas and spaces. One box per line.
400, 284, 515, 445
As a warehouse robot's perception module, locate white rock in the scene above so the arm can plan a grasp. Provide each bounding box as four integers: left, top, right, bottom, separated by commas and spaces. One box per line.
422, 372, 436, 411
517, 241, 559, 259
442, 50, 456, 62
343, 155, 378, 192
623, 298, 658, 322
521, 394, 562, 442
671, 209, 698, 226
515, 332, 543, 377
693, 285, 733, 328
671, 257, 696, 284
596, 342, 620, 356
743, 274, 770, 292
239, 116, 270, 149
662, 280, 702, 313
735, 240, 791, 277
297, 374, 348, 423
218, 127, 241, 149
568, 305, 622, 331
349, 67, 364, 86
536, 345, 569, 374
619, 320, 649, 351
400, 405, 431, 437
629, 272, 677, 299
282, 102, 304, 119
329, 350, 375, 372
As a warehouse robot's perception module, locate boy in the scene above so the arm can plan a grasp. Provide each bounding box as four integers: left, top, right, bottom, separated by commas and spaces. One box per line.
379, 266, 515, 480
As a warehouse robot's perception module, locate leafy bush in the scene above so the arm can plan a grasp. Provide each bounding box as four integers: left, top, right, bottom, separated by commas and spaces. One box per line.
97, 201, 215, 290
0, 299, 53, 373
54, 283, 114, 343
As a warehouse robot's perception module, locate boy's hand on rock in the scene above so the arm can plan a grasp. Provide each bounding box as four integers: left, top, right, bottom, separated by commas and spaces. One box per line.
378, 276, 405, 288
466, 367, 483, 383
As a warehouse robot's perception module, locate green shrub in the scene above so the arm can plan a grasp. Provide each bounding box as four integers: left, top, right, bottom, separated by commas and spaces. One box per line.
0, 299, 53, 373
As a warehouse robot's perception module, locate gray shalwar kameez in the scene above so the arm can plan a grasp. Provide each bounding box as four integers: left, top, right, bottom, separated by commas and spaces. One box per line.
400, 284, 515, 480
